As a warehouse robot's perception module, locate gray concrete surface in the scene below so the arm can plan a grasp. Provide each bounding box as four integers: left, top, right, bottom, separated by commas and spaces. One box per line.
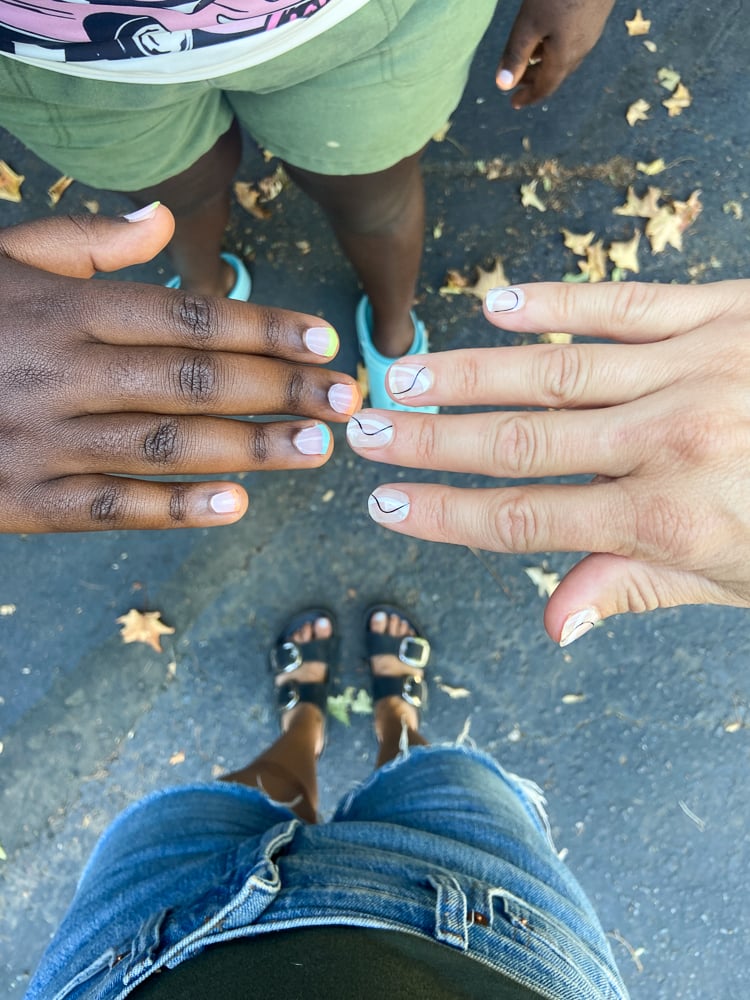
1, 1, 749, 996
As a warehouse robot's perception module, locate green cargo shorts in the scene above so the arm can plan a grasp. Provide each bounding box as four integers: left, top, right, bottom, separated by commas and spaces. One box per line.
0, 0, 498, 188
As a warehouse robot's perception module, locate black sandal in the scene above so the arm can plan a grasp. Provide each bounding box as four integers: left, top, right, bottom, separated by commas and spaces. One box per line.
270, 608, 339, 737
364, 604, 431, 715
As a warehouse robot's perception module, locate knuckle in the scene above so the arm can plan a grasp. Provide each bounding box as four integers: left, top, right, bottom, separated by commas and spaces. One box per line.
492, 415, 542, 476
90, 484, 124, 524
622, 575, 662, 615
413, 419, 438, 466
143, 419, 181, 465
257, 307, 283, 355
630, 489, 695, 563
173, 292, 219, 347
168, 483, 188, 523
486, 490, 539, 552
455, 354, 483, 399
284, 369, 305, 412
537, 345, 587, 407
175, 354, 218, 405
248, 422, 270, 465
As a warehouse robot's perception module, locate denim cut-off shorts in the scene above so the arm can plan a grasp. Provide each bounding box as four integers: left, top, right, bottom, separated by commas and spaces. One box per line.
26, 746, 629, 1000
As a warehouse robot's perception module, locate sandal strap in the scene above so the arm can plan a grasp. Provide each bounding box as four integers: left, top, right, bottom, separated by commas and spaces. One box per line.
372, 674, 426, 709
366, 632, 431, 670
276, 680, 329, 715
270, 637, 335, 675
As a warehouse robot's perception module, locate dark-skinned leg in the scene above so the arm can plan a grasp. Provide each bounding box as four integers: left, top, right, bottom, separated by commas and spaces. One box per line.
368, 610, 428, 769
283, 148, 427, 358
220, 617, 330, 825
123, 119, 242, 298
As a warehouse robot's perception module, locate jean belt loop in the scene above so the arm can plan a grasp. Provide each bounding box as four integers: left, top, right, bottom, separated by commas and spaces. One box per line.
428, 874, 469, 951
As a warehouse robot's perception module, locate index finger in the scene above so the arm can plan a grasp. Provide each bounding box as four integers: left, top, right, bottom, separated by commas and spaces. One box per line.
482, 280, 749, 343
36, 266, 342, 363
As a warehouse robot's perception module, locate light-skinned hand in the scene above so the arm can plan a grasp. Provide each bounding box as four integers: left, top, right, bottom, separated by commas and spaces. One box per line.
347, 280, 750, 645
496, 0, 616, 109
0, 205, 360, 532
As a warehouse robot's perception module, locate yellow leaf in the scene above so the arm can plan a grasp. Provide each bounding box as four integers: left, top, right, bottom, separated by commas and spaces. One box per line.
0, 160, 24, 203
579, 240, 608, 283
169, 750, 185, 766
524, 566, 560, 598
0, 604, 16, 616
116, 609, 175, 653
626, 99, 650, 127
625, 9, 651, 35
437, 682, 472, 699
663, 82, 692, 117
724, 720, 743, 733
432, 121, 452, 142
561, 228, 596, 255
83, 199, 100, 214
484, 157, 509, 181
613, 185, 663, 219
441, 257, 510, 300
608, 231, 641, 273
562, 693, 586, 704
643, 39, 657, 52
645, 192, 703, 255
47, 175, 74, 207
540, 331, 574, 344
657, 66, 681, 91
234, 181, 272, 219
723, 200, 743, 221
520, 179, 546, 212
636, 158, 666, 176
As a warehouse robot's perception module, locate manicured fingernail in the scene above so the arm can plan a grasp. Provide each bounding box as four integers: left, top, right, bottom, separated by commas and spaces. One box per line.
304, 325, 338, 358
388, 363, 434, 399
210, 489, 241, 514
328, 383, 358, 415
559, 608, 600, 648
486, 286, 525, 313
293, 423, 331, 456
497, 69, 514, 89
346, 412, 394, 449
123, 201, 160, 222
368, 488, 410, 524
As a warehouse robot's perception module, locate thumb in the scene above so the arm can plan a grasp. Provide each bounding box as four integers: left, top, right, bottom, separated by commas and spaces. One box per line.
543, 553, 729, 647
496, 21, 541, 90
0, 203, 175, 279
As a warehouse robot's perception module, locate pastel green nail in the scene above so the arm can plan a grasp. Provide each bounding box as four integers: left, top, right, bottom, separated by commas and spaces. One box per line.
293, 423, 331, 456
304, 326, 338, 358
123, 201, 160, 222
368, 488, 410, 524
559, 608, 600, 648
388, 363, 434, 399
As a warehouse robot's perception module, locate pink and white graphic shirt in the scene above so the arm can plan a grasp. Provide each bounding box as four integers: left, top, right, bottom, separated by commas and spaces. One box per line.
0, 0, 370, 81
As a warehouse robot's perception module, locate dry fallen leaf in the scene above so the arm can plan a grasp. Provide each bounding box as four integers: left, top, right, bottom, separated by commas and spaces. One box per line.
613, 185, 662, 219
257, 165, 287, 202
663, 82, 692, 117
437, 682, 472, 700
637, 158, 666, 176
626, 99, 651, 127
608, 231, 641, 273
643, 39, 657, 53
432, 121, 452, 142
540, 331, 574, 344
724, 720, 743, 734
47, 175, 73, 207
657, 66, 681, 92
485, 157, 510, 181
524, 566, 560, 598
296, 240, 311, 254
169, 750, 185, 766
0, 160, 24, 203
520, 179, 546, 212
0, 604, 16, 616
322, 489, 335, 503
579, 240, 608, 283
83, 199, 100, 214
234, 181, 271, 219
116, 608, 175, 653
441, 258, 509, 300
645, 190, 702, 253
562, 693, 586, 705
625, 9, 651, 35
561, 228, 596, 256
723, 200, 743, 221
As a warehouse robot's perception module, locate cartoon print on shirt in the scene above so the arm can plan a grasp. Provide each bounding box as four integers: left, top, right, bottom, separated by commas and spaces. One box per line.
0, 0, 331, 61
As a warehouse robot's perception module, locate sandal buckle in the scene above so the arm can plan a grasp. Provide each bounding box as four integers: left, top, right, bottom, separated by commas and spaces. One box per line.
277, 680, 300, 712
398, 636, 430, 669
271, 641, 302, 675
402, 676, 425, 709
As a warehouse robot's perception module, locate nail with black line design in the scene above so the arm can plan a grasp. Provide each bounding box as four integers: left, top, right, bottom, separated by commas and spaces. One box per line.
368, 488, 410, 524
387, 363, 434, 399
346, 412, 394, 449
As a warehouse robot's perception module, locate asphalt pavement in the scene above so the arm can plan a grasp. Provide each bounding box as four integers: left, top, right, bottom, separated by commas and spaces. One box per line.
1, 1, 749, 997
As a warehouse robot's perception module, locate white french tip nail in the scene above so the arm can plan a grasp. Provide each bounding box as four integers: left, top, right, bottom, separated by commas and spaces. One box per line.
559, 608, 600, 648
